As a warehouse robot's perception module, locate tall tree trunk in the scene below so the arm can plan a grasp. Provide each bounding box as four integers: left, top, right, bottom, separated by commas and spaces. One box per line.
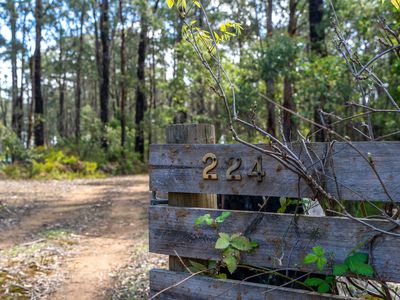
309, 0, 326, 55
119, 0, 126, 149
135, 11, 148, 159
265, 0, 276, 137
27, 57, 34, 148
92, 1, 102, 83
34, 0, 44, 147
309, 0, 327, 141
58, 23, 66, 138
282, 0, 298, 141
100, 0, 110, 148
75, 4, 85, 144
18, 6, 28, 142
147, 1, 160, 148
10, 1, 21, 139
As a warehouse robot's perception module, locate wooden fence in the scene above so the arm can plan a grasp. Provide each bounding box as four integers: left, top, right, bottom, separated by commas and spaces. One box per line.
148, 124, 400, 299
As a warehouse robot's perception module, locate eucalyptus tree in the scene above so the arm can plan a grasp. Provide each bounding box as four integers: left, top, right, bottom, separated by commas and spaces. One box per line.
34, 0, 44, 146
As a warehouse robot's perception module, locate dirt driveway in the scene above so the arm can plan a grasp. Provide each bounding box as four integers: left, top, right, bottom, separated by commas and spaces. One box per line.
0, 175, 165, 299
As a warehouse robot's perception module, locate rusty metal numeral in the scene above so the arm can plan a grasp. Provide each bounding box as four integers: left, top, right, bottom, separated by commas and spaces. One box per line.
202, 153, 218, 180
226, 158, 242, 181
247, 156, 265, 182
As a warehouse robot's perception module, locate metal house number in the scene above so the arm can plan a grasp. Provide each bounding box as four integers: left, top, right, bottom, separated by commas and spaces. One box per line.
202, 153, 265, 182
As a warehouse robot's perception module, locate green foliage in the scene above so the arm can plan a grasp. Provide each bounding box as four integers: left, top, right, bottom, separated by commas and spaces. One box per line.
29, 149, 100, 179
194, 212, 257, 274
277, 198, 306, 213
195, 214, 214, 226
195, 211, 231, 227
1, 147, 102, 180
303, 245, 328, 272
260, 34, 299, 80
188, 260, 228, 279
304, 245, 375, 294
382, 0, 400, 10
0, 122, 26, 162
333, 252, 374, 277
304, 276, 333, 294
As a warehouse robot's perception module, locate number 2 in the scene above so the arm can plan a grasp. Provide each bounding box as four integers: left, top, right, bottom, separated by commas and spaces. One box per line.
226, 158, 242, 181
202, 153, 218, 180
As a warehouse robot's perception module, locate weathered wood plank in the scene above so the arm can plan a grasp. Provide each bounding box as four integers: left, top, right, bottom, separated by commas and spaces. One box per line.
166, 124, 217, 272
150, 269, 358, 299
149, 142, 400, 202
149, 206, 400, 283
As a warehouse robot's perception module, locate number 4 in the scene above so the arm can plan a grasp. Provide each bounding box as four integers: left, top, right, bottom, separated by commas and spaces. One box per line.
247, 156, 265, 182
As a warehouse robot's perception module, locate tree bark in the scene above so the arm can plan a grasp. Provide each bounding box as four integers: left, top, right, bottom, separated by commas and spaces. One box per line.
309, 0, 326, 55
34, 0, 44, 147
282, 0, 298, 141
100, 0, 110, 148
58, 23, 67, 138
119, 0, 126, 149
265, 0, 276, 137
75, 3, 85, 144
309, 0, 327, 141
135, 8, 148, 159
10, 1, 21, 139
27, 57, 34, 148
18, 6, 28, 143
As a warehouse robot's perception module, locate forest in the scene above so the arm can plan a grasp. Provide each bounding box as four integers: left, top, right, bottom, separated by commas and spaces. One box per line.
0, 0, 399, 178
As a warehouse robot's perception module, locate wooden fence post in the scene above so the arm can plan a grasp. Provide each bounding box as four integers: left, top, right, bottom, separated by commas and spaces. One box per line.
166, 124, 217, 271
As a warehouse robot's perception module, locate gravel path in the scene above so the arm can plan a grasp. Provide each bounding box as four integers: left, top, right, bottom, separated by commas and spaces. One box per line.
0, 176, 166, 299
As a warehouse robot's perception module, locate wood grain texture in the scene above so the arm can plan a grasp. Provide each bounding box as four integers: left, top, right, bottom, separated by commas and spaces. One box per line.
149, 206, 400, 283
166, 124, 217, 272
150, 269, 358, 299
149, 142, 400, 202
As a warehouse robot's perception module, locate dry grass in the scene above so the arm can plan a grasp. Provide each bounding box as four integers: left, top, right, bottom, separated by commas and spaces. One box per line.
109, 235, 167, 300
0, 229, 79, 300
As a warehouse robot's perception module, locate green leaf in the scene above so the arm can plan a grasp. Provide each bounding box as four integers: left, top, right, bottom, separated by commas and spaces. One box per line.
216, 273, 227, 279
333, 263, 348, 276
304, 277, 325, 287
215, 233, 230, 249
304, 253, 318, 264
250, 241, 259, 248
317, 281, 330, 294
231, 236, 253, 251
354, 264, 374, 276
230, 233, 241, 240
189, 260, 207, 272
195, 214, 212, 226
219, 232, 230, 240
208, 261, 216, 270
167, 0, 174, 8
316, 257, 327, 272
312, 245, 325, 257
220, 23, 227, 32
181, 0, 187, 10
348, 252, 368, 264
193, 0, 201, 7
215, 211, 231, 223
325, 276, 334, 284
223, 255, 238, 274
205, 218, 214, 225
346, 260, 374, 276
345, 252, 374, 276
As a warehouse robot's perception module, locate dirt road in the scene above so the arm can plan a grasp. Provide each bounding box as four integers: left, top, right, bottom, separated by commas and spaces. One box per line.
0, 175, 164, 299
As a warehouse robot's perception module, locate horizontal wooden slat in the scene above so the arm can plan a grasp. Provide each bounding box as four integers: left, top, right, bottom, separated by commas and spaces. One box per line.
149, 142, 400, 201
149, 206, 400, 283
150, 269, 357, 299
